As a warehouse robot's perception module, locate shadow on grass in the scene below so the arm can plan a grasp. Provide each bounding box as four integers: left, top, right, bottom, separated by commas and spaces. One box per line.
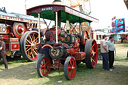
0, 61, 102, 83
0, 58, 69, 81
43, 63, 128, 85
0, 62, 37, 80
42, 63, 103, 85
7, 57, 28, 63
0, 59, 128, 85
0, 57, 27, 66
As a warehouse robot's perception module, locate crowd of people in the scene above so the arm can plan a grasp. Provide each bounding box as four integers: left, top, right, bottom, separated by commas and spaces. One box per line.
100, 35, 116, 71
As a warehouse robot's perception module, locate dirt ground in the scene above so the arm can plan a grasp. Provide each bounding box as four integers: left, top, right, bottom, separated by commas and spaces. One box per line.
0, 43, 128, 85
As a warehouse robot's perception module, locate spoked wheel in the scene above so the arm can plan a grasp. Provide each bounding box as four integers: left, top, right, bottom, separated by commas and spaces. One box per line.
85, 39, 98, 68
37, 55, 51, 77
20, 31, 39, 61
64, 56, 76, 80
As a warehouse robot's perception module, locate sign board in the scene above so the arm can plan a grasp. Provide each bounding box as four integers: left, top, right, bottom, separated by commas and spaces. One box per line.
41, 7, 53, 11
111, 18, 125, 33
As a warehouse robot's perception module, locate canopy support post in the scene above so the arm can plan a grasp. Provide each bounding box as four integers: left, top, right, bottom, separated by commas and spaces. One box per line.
79, 17, 82, 35
66, 13, 70, 33
55, 12, 58, 44
58, 11, 61, 28
55, 11, 61, 28
38, 13, 40, 43
88, 22, 92, 39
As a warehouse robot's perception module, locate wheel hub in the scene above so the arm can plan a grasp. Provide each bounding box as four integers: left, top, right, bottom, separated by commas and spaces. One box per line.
31, 43, 36, 48
92, 50, 95, 57
72, 66, 75, 70
31, 43, 35, 46
18, 27, 24, 33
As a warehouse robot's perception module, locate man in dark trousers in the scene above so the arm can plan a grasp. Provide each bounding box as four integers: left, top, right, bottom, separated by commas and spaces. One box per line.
108, 36, 116, 69
100, 35, 112, 71
0, 36, 8, 70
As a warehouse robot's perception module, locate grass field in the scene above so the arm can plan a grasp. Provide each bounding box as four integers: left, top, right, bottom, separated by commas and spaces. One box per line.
0, 43, 128, 85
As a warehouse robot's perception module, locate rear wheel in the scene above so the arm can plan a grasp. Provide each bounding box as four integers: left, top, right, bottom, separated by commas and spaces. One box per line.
37, 55, 51, 77
20, 31, 39, 61
64, 56, 76, 80
85, 39, 98, 68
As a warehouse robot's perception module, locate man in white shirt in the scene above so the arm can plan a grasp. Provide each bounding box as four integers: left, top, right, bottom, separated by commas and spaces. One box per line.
100, 35, 110, 71
108, 36, 116, 69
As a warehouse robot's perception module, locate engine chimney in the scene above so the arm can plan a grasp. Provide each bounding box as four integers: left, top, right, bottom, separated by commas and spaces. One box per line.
53, 0, 62, 5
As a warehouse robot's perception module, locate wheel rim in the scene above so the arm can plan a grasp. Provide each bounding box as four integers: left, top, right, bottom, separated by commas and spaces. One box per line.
25, 32, 38, 60
90, 40, 98, 68
40, 57, 51, 76
67, 58, 76, 79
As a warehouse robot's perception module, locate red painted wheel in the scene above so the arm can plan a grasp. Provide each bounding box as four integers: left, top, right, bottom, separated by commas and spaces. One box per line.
85, 39, 98, 68
64, 56, 76, 80
37, 55, 51, 77
20, 31, 38, 61
13, 22, 27, 38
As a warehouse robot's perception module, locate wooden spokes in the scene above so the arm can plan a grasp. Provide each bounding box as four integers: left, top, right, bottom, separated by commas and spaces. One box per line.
85, 39, 98, 68
25, 32, 38, 60
20, 31, 39, 61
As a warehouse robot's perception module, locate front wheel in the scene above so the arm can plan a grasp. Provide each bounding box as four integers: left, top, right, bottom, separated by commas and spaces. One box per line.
37, 55, 51, 77
64, 56, 76, 80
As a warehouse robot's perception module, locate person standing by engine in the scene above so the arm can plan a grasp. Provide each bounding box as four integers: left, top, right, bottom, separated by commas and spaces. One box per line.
0, 36, 8, 70
108, 36, 116, 69
100, 35, 112, 71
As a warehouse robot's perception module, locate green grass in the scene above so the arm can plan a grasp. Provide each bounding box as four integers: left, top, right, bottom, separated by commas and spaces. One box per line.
0, 43, 128, 85
115, 43, 128, 60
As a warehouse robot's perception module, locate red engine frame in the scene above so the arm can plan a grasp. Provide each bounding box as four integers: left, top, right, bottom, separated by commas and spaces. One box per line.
0, 12, 44, 57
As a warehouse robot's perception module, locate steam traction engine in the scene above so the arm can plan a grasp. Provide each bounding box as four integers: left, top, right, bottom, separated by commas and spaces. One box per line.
26, 4, 99, 80
0, 11, 44, 61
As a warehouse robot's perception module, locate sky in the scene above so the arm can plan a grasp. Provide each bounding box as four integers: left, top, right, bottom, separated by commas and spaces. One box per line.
0, 0, 128, 29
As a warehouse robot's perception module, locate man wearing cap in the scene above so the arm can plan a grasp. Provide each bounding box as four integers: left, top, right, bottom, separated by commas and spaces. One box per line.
0, 36, 8, 70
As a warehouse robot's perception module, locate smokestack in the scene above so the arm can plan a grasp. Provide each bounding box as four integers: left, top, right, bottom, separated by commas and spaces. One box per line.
53, 0, 62, 5
0, 7, 7, 13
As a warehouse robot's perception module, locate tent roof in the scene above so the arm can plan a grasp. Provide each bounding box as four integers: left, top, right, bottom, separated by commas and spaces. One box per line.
0, 11, 44, 23
27, 4, 99, 23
